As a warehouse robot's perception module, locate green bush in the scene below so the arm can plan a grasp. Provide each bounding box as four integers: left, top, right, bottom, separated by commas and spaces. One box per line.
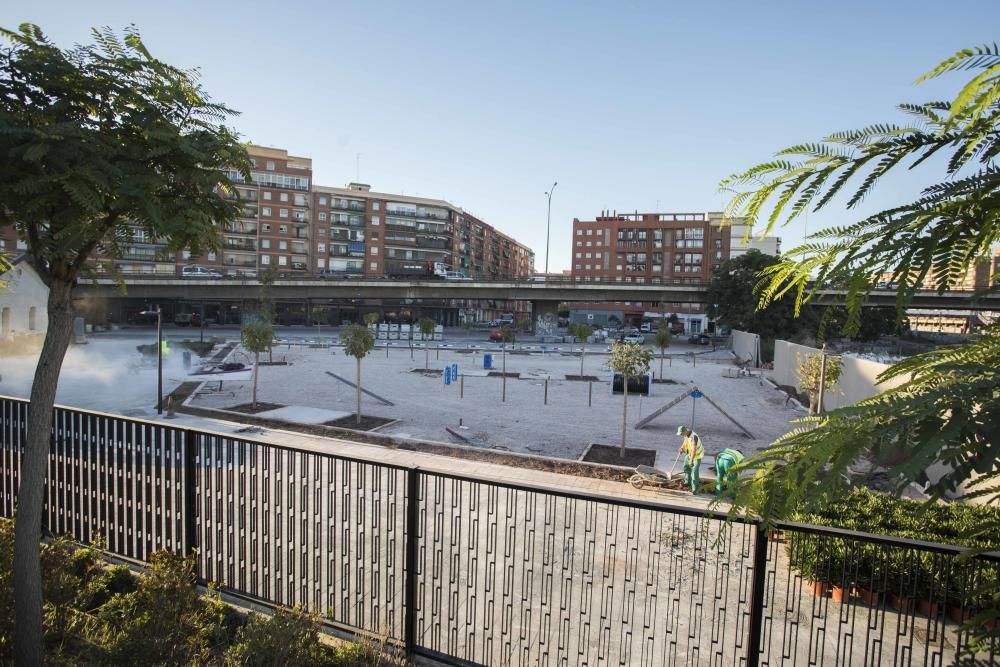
0, 518, 391, 664
786, 489, 1000, 605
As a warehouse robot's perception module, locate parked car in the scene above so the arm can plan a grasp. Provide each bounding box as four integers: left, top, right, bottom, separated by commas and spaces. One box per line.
488, 328, 505, 342
181, 265, 222, 279
488, 320, 500, 327
444, 271, 472, 281
670, 324, 685, 335
623, 332, 645, 344
174, 312, 202, 327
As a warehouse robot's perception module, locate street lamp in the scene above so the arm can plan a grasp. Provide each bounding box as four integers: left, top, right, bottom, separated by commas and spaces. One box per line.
544, 181, 558, 275
142, 307, 164, 414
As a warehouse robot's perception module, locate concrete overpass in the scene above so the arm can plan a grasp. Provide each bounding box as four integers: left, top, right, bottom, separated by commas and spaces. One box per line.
72, 277, 1000, 311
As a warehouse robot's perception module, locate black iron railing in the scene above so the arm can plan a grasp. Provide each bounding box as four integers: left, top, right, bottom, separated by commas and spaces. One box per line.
0, 395, 997, 666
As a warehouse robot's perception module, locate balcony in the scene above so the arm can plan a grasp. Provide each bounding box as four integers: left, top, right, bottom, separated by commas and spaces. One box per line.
224, 240, 258, 252
415, 237, 449, 249
330, 201, 366, 213
618, 240, 648, 249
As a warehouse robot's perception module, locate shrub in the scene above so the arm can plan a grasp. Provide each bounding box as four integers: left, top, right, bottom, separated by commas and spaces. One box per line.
786, 489, 1000, 605
223, 606, 334, 666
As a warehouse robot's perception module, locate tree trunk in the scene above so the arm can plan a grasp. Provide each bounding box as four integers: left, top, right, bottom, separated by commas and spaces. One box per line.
356, 357, 362, 425
580, 344, 585, 376
251, 351, 260, 409
808, 391, 818, 416
425, 345, 429, 370
14, 278, 75, 665
620, 374, 629, 458
659, 350, 664, 379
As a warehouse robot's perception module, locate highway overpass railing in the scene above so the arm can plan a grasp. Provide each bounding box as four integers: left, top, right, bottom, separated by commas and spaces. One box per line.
1, 396, 997, 665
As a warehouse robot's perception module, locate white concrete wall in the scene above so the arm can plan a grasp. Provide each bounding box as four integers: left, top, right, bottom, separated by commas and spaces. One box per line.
0, 260, 48, 351
731, 330, 761, 367
772, 340, 910, 411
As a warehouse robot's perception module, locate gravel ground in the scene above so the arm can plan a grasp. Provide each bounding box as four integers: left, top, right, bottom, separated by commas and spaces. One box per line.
188, 343, 804, 466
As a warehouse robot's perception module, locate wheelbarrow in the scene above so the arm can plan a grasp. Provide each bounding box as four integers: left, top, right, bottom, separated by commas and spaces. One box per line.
629, 465, 676, 490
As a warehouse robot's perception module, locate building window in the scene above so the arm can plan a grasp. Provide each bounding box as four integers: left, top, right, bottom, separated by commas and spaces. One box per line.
370, 247, 378, 256
207, 252, 216, 261
279, 208, 288, 218
370, 262, 378, 271
576, 230, 583, 236
371, 216, 380, 225
263, 191, 272, 201
372, 202, 380, 211
319, 227, 325, 236
279, 225, 287, 234
576, 241, 582, 247
317, 258, 325, 268
262, 207, 271, 216
575, 253, 582, 258
279, 241, 287, 250
319, 212, 327, 221
585, 264, 591, 270
278, 256, 287, 266
317, 243, 326, 252
262, 224, 270, 232
575, 264, 581, 269
586, 241, 592, 247
319, 196, 327, 205
585, 253, 591, 258
266, 161, 275, 171
595, 253, 601, 258
294, 194, 305, 206
261, 239, 270, 249
261, 255, 271, 265
586, 229, 593, 235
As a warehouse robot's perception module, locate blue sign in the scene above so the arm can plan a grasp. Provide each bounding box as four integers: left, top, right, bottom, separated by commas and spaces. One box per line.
444, 367, 452, 385
691, 390, 703, 399
451, 363, 458, 379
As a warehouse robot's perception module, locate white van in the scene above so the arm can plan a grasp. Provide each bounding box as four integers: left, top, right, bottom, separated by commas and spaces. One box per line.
181, 265, 223, 279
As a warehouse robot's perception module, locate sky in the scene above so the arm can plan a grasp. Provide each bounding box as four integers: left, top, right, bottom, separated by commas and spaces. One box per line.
5, 1, 1000, 272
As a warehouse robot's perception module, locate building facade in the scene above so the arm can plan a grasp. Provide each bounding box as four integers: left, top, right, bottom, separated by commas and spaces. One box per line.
0, 145, 532, 283
567, 210, 738, 333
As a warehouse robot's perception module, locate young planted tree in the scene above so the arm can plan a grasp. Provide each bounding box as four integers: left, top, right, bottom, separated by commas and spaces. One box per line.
608, 342, 652, 458
417, 317, 436, 369
499, 325, 515, 401
240, 317, 273, 411
311, 305, 328, 337
719, 41, 1000, 651
364, 312, 380, 327
796, 350, 842, 415
567, 322, 592, 376
0, 24, 249, 662
259, 266, 278, 362
653, 321, 672, 379
341, 324, 376, 426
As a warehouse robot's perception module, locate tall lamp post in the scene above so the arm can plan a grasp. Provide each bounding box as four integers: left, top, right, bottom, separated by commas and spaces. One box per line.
544, 181, 558, 274
144, 307, 164, 414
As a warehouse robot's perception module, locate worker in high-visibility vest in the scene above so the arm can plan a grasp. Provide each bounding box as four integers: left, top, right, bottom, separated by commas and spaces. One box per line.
676, 425, 704, 493
713, 448, 745, 497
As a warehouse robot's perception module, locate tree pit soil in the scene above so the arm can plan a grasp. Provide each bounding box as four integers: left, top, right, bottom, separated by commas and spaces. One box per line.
410, 368, 444, 376
565, 375, 600, 382
257, 361, 289, 366
582, 444, 657, 467
652, 378, 679, 384
225, 402, 286, 414
776, 384, 811, 407
167, 383, 638, 483
324, 415, 395, 431
487, 371, 520, 378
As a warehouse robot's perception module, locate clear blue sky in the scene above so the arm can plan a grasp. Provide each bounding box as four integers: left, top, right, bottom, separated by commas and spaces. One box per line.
6, 1, 999, 271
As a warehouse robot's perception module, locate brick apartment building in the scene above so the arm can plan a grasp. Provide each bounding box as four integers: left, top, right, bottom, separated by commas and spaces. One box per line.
567, 210, 742, 334
0, 145, 534, 283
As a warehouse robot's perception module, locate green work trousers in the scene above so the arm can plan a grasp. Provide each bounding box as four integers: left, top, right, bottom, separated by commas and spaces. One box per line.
715, 454, 739, 496
683, 455, 701, 493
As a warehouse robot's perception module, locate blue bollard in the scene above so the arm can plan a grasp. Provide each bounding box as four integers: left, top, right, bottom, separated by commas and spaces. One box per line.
444, 367, 451, 385
451, 363, 458, 379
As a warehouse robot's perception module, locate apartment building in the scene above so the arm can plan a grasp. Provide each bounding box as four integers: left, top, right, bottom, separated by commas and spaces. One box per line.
567, 210, 735, 332
12, 144, 532, 282
720, 213, 781, 258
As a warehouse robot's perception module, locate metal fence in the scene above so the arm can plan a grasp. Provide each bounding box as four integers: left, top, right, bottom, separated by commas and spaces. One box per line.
1, 395, 997, 666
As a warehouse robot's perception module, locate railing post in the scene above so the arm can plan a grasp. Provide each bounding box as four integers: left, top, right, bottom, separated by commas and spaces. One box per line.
183, 429, 198, 558
404, 467, 420, 656
746, 523, 769, 667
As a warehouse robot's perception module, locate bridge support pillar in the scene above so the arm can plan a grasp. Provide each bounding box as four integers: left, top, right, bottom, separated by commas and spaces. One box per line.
531, 300, 560, 336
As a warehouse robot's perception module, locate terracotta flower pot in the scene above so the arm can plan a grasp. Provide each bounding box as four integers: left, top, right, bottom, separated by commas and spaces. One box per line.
917, 597, 941, 618
947, 604, 974, 625
855, 586, 881, 606
807, 579, 830, 597
886, 592, 915, 613
767, 529, 787, 544
832, 585, 851, 603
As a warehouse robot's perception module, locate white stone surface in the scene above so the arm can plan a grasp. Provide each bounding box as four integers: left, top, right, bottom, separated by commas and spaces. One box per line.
188, 344, 801, 466
253, 405, 352, 424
